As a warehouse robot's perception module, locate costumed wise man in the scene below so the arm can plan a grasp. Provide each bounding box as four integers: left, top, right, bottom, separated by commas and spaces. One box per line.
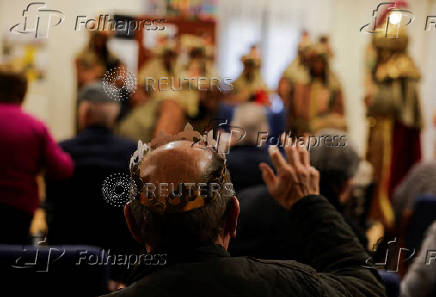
364, 1, 422, 227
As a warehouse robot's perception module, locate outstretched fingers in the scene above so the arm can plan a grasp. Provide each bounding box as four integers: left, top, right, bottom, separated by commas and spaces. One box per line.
297, 142, 310, 168
259, 162, 276, 189
268, 146, 288, 174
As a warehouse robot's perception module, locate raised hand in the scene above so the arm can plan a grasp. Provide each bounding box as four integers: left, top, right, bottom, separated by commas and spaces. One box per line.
259, 144, 319, 210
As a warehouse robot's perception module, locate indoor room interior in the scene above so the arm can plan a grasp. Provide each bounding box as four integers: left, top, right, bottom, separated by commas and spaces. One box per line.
0, 0, 435, 296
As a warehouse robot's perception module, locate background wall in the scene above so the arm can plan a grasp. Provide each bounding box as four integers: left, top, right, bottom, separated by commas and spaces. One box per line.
0, 0, 435, 159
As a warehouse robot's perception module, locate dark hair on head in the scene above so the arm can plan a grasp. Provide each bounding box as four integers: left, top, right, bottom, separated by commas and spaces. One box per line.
130, 149, 234, 252
0, 70, 28, 103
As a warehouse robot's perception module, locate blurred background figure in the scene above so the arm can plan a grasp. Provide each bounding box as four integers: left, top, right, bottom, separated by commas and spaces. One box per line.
45, 82, 139, 281
400, 221, 436, 297
226, 103, 271, 193
229, 45, 269, 105
135, 37, 178, 108
278, 31, 311, 112
278, 31, 312, 133
0, 68, 74, 244
177, 34, 221, 131
117, 84, 187, 142
310, 130, 367, 248
75, 31, 121, 90
392, 162, 436, 228
364, 1, 422, 228
279, 34, 345, 135
75, 29, 128, 127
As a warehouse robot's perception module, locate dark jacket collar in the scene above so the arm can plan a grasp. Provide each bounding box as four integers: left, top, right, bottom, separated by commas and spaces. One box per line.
78, 125, 112, 137
164, 244, 230, 262
127, 244, 229, 284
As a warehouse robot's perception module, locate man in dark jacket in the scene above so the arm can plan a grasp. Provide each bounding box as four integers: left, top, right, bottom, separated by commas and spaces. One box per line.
45, 82, 139, 281
226, 103, 271, 193
101, 133, 385, 297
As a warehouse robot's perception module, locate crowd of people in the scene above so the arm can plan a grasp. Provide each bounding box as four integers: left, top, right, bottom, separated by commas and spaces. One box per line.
0, 2, 435, 296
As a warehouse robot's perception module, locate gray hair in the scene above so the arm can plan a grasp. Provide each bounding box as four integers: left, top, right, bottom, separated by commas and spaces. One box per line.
310, 130, 359, 179
310, 130, 359, 202
77, 81, 120, 128
78, 101, 120, 128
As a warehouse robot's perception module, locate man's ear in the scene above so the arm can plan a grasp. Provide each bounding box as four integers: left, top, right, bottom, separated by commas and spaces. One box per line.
225, 196, 240, 238
124, 201, 145, 245
77, 101, 90, 131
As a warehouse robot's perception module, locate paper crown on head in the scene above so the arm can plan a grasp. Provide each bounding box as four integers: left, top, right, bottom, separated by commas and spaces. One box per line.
129, 124, 231, 214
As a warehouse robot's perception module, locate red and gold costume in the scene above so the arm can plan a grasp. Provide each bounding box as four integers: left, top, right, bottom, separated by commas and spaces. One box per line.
364, 2, 422, 227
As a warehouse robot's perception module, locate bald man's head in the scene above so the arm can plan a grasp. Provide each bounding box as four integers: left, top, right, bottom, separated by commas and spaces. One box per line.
126, 140, 238, 251
139, 140, 214, 186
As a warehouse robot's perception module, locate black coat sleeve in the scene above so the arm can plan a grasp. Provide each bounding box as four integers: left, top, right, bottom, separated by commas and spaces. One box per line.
288, 195, 386, 297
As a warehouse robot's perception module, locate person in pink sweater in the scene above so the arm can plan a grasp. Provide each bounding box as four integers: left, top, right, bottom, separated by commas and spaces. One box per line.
0, 69, 74, 243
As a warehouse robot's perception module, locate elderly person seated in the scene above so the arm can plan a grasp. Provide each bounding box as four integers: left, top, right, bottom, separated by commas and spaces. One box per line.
226, 103, 271, 193
45, 82, 139, 282
100, 128, 385, 297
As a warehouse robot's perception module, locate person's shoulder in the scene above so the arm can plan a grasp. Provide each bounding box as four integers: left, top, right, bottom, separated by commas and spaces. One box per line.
104, 257, 319, 297
19, 110, 53, 137
244, 257, 315, 272
17, 109, 44, 126
229, 257, 320, 290
111, 135, 138, 152
58, 136, 78, 151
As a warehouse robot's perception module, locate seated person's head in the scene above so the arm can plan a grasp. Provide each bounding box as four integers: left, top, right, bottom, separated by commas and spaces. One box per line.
125, 139, 239, 253
0, 69, 28, 104
309, 130, 359, 208
77, 82, 120, 130
231, 103, 268, 146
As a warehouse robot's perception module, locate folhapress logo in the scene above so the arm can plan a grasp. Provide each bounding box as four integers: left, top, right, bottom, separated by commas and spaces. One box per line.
10, 2, 65, 38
